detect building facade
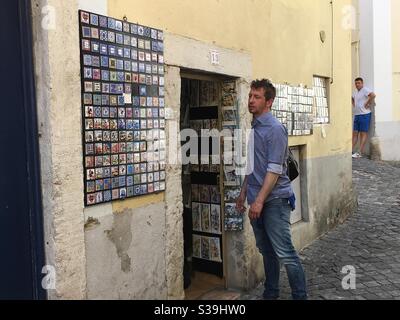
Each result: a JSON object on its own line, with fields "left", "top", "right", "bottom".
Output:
{"left": 353, "top": 0, "right": 400, "bottom": 161}
{"left": 28, "top": 0, "right": 356, "bottom": 299}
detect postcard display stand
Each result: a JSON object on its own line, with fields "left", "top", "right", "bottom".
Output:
{"left": 221, "top": 82, "right": 244, "bottom": 232}
{"left": 79, "top": 11, "right": 166, "bottom": 206}
{"left": 188, "top": 79, "right": 244, "bottom": 278}
{"left": 189, "top": 80, "right": 223, "bottom": 277}
{"left": 271, "top": 83, "right": 314, "bottom": 136}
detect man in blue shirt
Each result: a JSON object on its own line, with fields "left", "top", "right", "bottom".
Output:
{"left": 236, "top": 79, "right": 307, "bottom": 300}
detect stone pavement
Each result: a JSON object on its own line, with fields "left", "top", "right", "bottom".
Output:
{"left": 241, "top": 158, "right": 400, "bottom": 300}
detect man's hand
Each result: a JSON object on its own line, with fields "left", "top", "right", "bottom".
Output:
{"left": 365, "top": 92, "right": 376, "bottom": 109}
{"left": 249, "top": 200, "right": 264, "bottom": 220}
{"left": 236, "top": 193, "right": 247, "bottom": 214}
{"left": 248, "top": 172, "right": 279, "bottom": 220}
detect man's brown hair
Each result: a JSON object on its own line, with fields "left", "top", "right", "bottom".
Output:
{"left": 251, "top": 79, "right": 276, "bottom": 101}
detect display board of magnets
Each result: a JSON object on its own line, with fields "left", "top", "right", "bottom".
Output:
{"left": 79, "top": 10, "right": 166, "bottom": 206}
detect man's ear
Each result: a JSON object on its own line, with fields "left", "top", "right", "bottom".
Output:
{"left": 266, "top": 98, "right": 274, "bottom": 109}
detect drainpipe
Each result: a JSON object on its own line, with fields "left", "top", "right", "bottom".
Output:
{"left": 330, "top": 0, "right": 334, "bottom": 84}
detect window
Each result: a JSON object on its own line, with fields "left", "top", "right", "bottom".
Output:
{"left": 313, "top": 76, "right": 329, "bottom": 124}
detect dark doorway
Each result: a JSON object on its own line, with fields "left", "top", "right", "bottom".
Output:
{"left": 180, "top": 73, "right": 226, "bottom": 299}
{"left": 0, "top": 0, "right": 46, "bottom": 299}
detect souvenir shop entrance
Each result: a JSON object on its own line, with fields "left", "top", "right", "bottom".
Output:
{"left": 180, "top": 72, "right": 230, "bottom": 299}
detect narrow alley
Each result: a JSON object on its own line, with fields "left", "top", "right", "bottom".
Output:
{"left": 242, "top": 158, "right": 400, "bottom": 300}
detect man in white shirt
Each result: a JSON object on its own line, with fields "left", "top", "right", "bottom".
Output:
{"left": 352, "top": 78, "right": 376, "bottom": 158}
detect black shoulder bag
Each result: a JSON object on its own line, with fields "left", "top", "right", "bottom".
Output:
{"left": 287, "top": 147, "right": 299, "bottom": 181}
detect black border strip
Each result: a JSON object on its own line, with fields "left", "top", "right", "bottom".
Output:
{"left": 18, "top": 0, "right": 47, "bottom": 300}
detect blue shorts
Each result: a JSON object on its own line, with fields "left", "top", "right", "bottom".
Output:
{"left": 354, "top": 113, "right": 371, "bottom": 133}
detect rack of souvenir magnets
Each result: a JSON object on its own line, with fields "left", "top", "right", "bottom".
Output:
{"left": 221, "top": 81, "right": 244, "bottom": 232}
{"left": 272, "top": 83, "right": 314, "bottom": 136}
{"left": 189, "top": 80, "right": 223, "bottom": 276}
{"left": 313, "top": 77, "right": 329, "bottom": 124}
{"left": 79, "top": 10, "right": 166, "bottom": 206}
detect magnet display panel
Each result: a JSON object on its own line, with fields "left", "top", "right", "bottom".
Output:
{"left": 79, "top": 10, "right": 166, "bottom": 206}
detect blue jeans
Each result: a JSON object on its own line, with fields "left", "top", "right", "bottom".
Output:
{"left": 250, "top": 198, "right": 307, "bottom": 300}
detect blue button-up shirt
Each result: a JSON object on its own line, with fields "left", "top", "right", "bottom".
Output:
{"left": 246, "top": 112, "right": 293, "bottom": 205}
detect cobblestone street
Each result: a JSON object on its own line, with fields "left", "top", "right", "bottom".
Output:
{"left": 242, "top": 158, "right": 400, "bottom": 300}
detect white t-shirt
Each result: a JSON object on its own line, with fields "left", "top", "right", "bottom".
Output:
{"left": 352, "top": 87, "right": 373, "bottom": 115}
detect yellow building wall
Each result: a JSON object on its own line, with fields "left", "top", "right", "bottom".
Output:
{"left": 108, "top": 0, "right": 352, "bottom": 159}
{"left": 351, "top": 0, "right": 360, "bottom": 82}
{"left": 392, "top": 0, "right": 400, "bottom": 121}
